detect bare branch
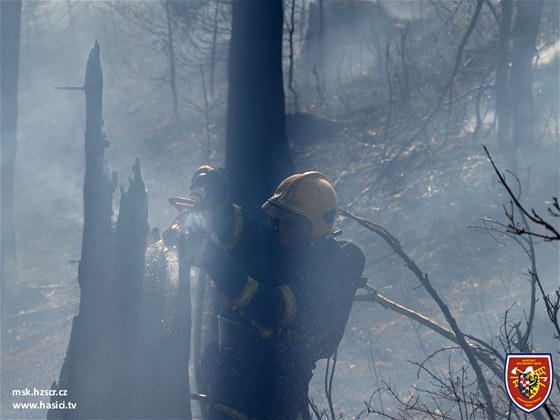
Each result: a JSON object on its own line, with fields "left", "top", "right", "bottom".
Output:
{"left": 483, "top": 145, "right": 560, "bottom": 241}
{"left": 324, "top": 351, "right": 336, "bottom": 420}
{"left": 381, "top": 0, "right": 485, "bottom": 174}
{"left": 355, "top": 283, "right": 502, "bottom": 377}
{"left": 339, "top": 208, "right": 496, "bottom": 419}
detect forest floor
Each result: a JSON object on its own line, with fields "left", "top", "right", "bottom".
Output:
{"left": 3, "top": 102, "right": 559, "bottom": 418}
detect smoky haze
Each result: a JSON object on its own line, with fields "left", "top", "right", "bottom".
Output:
{"left": 1, "top": 1, "right": 559, "bottom": 419}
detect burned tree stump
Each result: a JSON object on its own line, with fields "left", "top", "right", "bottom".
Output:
{"left": 49, "top": 42, "right": 191, "bottom": 419}
{"left": 48, "top": 41, "right": 117, "bottom": 420}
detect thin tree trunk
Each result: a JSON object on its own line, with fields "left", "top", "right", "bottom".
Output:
{"left": 288, "top": 0, "right": 299, "bottom": 111}
{"left": 1, "top": 0, "right": 22, "bottom": 317}
{"left": 511, "top": 0, "right": 544, "bottom": 159}
{"left": 165, "top": 0, "right": 179, "bottom": 121}
{"left": 318, "top": 0, "right": 324, "bottom": 71}
{"left": 210, "top": 0, "right": 220, "bottom": 99}
{"left": 496, "top": 0, "right": 513, "bottom": 150}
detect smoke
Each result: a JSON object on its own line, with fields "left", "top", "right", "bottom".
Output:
{"left": 3, "top": 1, "right": 559, "bottom": 418}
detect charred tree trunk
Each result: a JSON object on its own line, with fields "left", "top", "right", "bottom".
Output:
{"left": 48, "top": 41, "right": 117, "bottom": 420}
{"left": 1, "top": 0, "right": 22, "bottom": 317}
{"left": 48, "top": 42, "right": 190, "bottom": 419}
{"left": 225, "top": 0, "right": 294, "bottom": 210}
{"left": 108, "top": 159, "right": 149, "bottom": 416}
{"left": 199, "top": 5, "right": 295, "bottom": 417}
{"left": 123, "top": 167, "right": 191, "bottom": 420}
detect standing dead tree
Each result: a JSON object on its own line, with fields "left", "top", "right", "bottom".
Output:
{"left": 49, "top": 42, "right": 191, "bottom": 419}
{"left": 48, "top": 41, "right": 118, "bottom": 420}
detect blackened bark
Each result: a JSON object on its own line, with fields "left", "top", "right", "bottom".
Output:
{"left": 226, "top": 0, "right": 294, "bottom": 210}
{"left": 80, "top": 41, "right": 116, "bottom": 320}
{"left": 1, "top": 0, "right": 22, "bottom": 317}
{"left": 51, "top": 42, "right": 190, "bottom": 419}
{"left": 49, "top": 41, "right": 117, "bottom": 420}
{"left": 113, "top": 159, "right": 148, "bottom": 342}
{"left": 49, "top": 42, "right": 160, "bottom": 419}
{"left": 108, "top": 158, "right": 149, "bottom": 415}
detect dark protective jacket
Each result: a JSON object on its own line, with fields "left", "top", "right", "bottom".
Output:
{"left": 201, "top": 207, "right": 365, "bottom": 419}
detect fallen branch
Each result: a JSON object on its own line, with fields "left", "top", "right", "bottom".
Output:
{"left": 355, "top": 283, "right": 502, "bottom": 377}
{"left": 339, "top": 207, "right": 496, "bottom": 419}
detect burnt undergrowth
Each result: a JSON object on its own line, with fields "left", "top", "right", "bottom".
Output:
{"left": 3, "top": 1, "right": 559, "bottom": 419}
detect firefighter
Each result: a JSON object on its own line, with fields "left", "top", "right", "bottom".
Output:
{"left": 185, "top": 166, "right": 365, "bottom": 420}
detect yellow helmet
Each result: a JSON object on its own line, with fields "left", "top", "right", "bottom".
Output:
{"left": 262, "top": 172, "right": 337, "bottom": 238}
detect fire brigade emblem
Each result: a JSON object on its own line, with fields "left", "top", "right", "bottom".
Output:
{"left": 505, "top": 353, "right": 553, "bottom": 413}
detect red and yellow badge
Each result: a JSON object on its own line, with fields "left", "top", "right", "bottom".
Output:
{"left": 505, "top": 353, "right": 553, "bottom": 413}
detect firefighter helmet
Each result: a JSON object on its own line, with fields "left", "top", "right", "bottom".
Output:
{"left": 262, "top": 172, "right": 337, "bottom": 238}
{"left": 189, "top": 165, "right": 229, "bottom": 211}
